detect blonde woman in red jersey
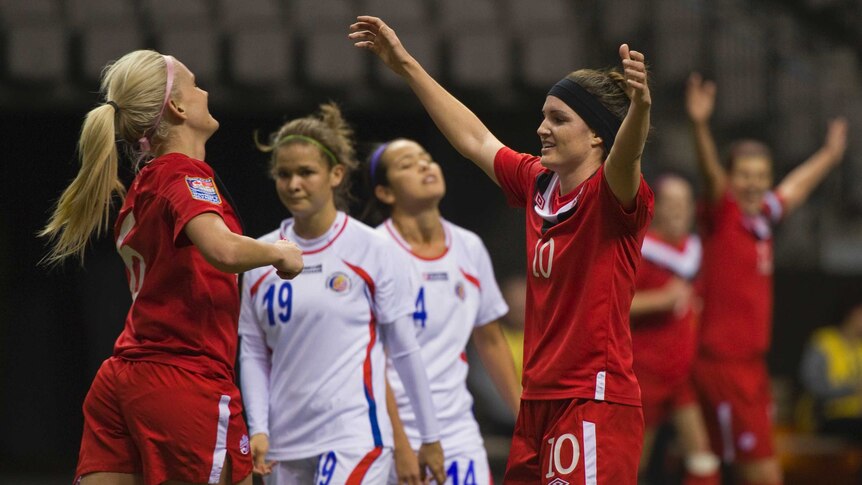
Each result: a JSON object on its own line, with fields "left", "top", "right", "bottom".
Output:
{"left": 40, "top": 50, "right": 303, "bottom": 485}
{"left": 350, "top": 16, "right": 654, "bottom": 485}
{"left": 686, "top": 73, "right": 848, "bottom": 485}
{"left": 630, "top": 174, "right": 719, "bottom": 485}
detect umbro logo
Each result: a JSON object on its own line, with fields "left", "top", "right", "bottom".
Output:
{"left": 535, "top": 191, "right": 546, "bottom": 210}
{"left": 548, "top": 479, "right": 569, "bottom": 485}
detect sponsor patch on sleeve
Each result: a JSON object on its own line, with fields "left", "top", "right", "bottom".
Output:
{"left": 185, "top": 176, "right": 222, "bottom": 205}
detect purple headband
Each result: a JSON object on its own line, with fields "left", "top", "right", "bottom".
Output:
{"left": 369, "top": 142, "right": 390, "bottom": 184}
{"left": 139, "top": 55, "right": 175, "bottom": 155}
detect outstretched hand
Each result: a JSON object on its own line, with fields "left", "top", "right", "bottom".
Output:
{"left": 349, "top": 16, "right": 413, "bottom": 77}
{"left": 620, "top": 44, "right": 651, "bottom": 107}
{"left": 686, "top": 72, "right": 716, "bottom": 124}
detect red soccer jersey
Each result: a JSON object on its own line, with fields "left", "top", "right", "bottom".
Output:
{"left": 631, "top": 232, "right": 701, "bottom": 385}
{"left": 494, "top": 146, "right": 654, "bottom": 405}
{"left": 698, "top": 190, "right": 784, "bottom": 360}
{"left": 112, "top": 153, "right": 243, "bottom": 380}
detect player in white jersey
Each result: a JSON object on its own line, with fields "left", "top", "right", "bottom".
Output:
{"left": 238, "top": 105, "right": 446, "bottom": 484}
{"left": 365, "top": 138, "right": 522, "bottom": 485}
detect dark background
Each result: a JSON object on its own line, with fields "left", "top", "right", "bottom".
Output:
{"left": 2, "top": 0, "right": 862, "bottom": 480}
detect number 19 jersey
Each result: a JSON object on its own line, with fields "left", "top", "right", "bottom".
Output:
{"left": 238, "top": 212, "right": 415, "bottom": 460}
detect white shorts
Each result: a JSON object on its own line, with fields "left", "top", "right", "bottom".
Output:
{"left": 387, "top": 446, "right": 491, "bottom": 485}
{"left": 266, "top": 446, "right": 393, "bottom": 485}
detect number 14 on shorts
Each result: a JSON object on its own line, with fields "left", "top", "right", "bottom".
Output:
{"left": 447, "top": 459, "right": 477, "bottom": 485}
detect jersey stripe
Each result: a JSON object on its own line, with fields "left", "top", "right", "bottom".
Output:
{"left": 345, "top": 446, "right": 384, "bottom": 484}
{"left": 460, "top": 269, "right": 481, "bottom": 289}
{"left": 344, "top": 261, "right": 377, "bottom": 301}
{"left": 248, "top": 268, "right": 276, "bottom": 298}
{"left": 343, "top": 261, "right": 383, "bottom": 447}
{"left": 362, "top": 317, "right": 383, "bottom": 447}
{"left": 207, "top": 394, "right": 231, "bottom": 483}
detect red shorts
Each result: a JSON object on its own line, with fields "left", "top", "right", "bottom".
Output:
{"left": 75, "top": 357, "right": 253, "bottom": 485}
{"left": 638, "top": 370, "right": 697, "bottom": 428}
{"left": 692, "top": 357, "right": 775, "bottom": 463}
{"left": 504, "top": 399, "right": 643, "bottom": 485}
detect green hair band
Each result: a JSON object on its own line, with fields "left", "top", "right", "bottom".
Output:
{"left": 277, "top": 134, "right": 339, "bottom": 165}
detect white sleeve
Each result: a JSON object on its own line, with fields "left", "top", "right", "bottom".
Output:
{"left": 471, "top": 237, "right": 509, "bottom": 327}
{"left": 380, "top": 314, "right": 441, "bottom": 442}
{"left": 238, "top": 271, "right": 272, "bottom": 437}
{"left": 372, "top": 241, "right": 416, "bottom": 325}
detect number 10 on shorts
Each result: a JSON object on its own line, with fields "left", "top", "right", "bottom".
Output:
{"left": 545, "top": 421, "right": 597, "bottom": 484}
{"left": 546, "top": 433, "right": 579, "bottom": 479}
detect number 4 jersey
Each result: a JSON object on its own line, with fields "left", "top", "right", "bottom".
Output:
{"left": 238, "top": 212, "right": 415, "bottom": 460}
{"left": 112, "top": 153, "right": 243, "bottom": 381}
{"left": 379, "top": 218, "right": 509, "bottom": 455}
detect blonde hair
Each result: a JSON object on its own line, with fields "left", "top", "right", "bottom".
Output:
{"left": 256, "top": 102, "right": 358, "bottom": 209}
{"left": 40, "top": 50, "right": 177, "bottom": 265}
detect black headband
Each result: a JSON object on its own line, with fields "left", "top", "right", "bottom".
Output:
{"left": 547, "top": 78, "right": 621, "bottom": 154}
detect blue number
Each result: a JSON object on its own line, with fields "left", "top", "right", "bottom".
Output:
{"left": 413, "top": 287, "right": 428, "bottom": 328}
{"left": 318, "top": 451, "right": 336, "bottom": 485}
{"left": 446, "top": 460, "right": 458, "bottom": 484}
{"left": 464, "top": 460, "right": 477, "bottom": 485}
{"left": 263, "top": 282, "right": 292, "bottom": 326}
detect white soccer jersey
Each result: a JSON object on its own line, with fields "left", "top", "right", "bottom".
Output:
{"left": 379, "top": 219, "right": 509, "bottom": 455}
{"left": 239, "top": 212, "right": 415, "bottom": 460}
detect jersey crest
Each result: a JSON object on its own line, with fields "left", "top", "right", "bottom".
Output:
{"left": 326, "top": 272, "right": 351, "bottom": 293}
{"left": 185, "top": 176, "right": 222, "bottom": 205}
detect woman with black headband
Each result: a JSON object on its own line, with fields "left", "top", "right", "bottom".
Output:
{"left": 351, "top": 16, "right": 654, "bottom": 484}
{"left": 363, "top": 138, "right": 521, "bottom": 485}
{"left": 41, "top": 50, "right": 304, "bottom": 485}
{"left": 238, "top": 104, "right": 445, "bottom": 484}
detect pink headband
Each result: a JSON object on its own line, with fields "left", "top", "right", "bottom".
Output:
{"left": 139, "top": 55, "right": 175, "bottom": 155}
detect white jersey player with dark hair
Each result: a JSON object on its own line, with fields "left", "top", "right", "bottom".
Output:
{"left": 365, "top": 138, "right": 522, "bottom": 485}
{"left": 239, "top": 105, "right": 446, "bottom": 485}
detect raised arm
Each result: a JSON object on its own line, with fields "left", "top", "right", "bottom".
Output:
{"left": 685, "top": 73, "right": 726, "bottom": 203}
{"left": 185, "top": 213, "right": 303, "bottom": 278}
{"left": 776, "top": 118, "right": 848, "bottom": 215}
{"left": 350, "top": 16, "right": 503, "bottom": 183}
{"left": 604, "top": 44, "right": 652, "bottom": 207}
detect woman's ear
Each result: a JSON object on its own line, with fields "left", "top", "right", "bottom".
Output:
{"left": 374, "top": 184, "right": 396, "bottom": 205}
{"left": 590, "top": 130, "right": 604, "bottom": 149}
{"left": 329, "top": 164, "right": 345, "bottom": 187}
{"left": 166, "top": 99, "right": 187, "bottom": 121}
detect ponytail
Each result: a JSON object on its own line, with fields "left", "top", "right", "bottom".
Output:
{"left": 40, "top": 49, "right": 173, "bottom": 265}
{"left": 40, "top": 104, "right": 125, "bottom": 265}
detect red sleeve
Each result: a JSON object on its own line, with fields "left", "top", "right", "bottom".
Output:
{"left": 157, "top": 156, "right": 228, "bottom": 244}
{"left": 493, "top": 146, "right": 544, "bottom": 208}
{"left": 598, "top": 167, "right": 654, "bottom": 234}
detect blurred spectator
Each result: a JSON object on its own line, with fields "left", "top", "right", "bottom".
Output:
{"left": 799, "top": 299, "right": 862, "bottom": 444}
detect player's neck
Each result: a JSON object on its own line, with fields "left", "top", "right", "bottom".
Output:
{"left": 556, "top": 159, "right": 601, "bottom": 196}
{"left": 293, "top": 205, "right": 338, "bottom": 240}
{"left": 158, "top": 129, "right": 207, "bottom": 161}
{"left": 391, "top": 208, "right": 446, "bottom": 254}
{"left": 653, "top": 226, "right": 686, "bottom": 246}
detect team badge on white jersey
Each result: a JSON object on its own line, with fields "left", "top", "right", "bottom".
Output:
{"left": 327, "top": 272, "right": 351, "bottom": 293}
